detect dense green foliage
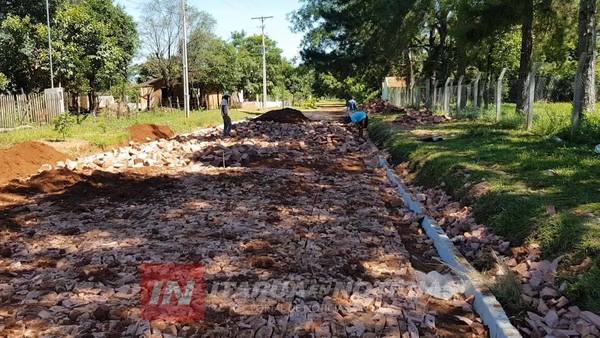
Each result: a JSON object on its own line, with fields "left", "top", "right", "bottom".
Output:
{"left": 0, "top": 0, "right": 137, "bottom": 105}
{"left": 292, "top": 0, "right": 583, "bottom": 104}
{"left": 0, "top": 0, "right": 63, "bottom": 23}
{"left": 0, "top": 14, "right": 50, "bottom": 92}
{"left": 188, "top": 28, "right": 239, "bottom": 92}
{"left": 54, "top": 0, "right": 137, "bottom": 107}
{"left": 0, "top": 72, "right": 8, "bottom": 91}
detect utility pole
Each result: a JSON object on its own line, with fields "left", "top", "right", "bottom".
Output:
{"left": 181, "top": 0, "right": 191, "bottom": 117}
{"left": 252, "top": 16, "right": 273, "bottom": 110}
{"left": 46, "top": 0, "right": 54, "bottom": 88}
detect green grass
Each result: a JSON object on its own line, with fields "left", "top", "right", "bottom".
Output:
{"left": 446, "top": 102, "right": 573, "bottom": 134}
{"left": 317, "top": 99, "right": 345, "bottom": 106}
{"left": 369, "top": 103, "right": 600, "bottom": 311}
{"left": 0, "top": 109, "right": 252, "bottom": 149}
{"left": 490, "top": 271, "right": 528, "bottom": 318}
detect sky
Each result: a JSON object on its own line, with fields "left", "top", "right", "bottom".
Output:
{"left": 114, "top": 0, "right": 305, "bottom": 61}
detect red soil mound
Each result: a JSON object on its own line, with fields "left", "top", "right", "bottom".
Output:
{"left": 128, "top": 124, "right": 174, "bottom": 143}
{"left": 254, "top": 108, "right": 310, "bottom": 123}
{"left": 4, "top": 168, "right": 83, "bottom": 194}
{"left": 0, "top": 168, "right": 170, "bottom": 210}
{"left": 0, "top": 141, "right": 67, "bottom": 186}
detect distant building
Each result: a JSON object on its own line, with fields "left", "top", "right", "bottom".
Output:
{"left": 382, "top": 76, "right": 407, "bottom": 102}
{"left": 138, "top": 78, "right": 243, "bottom": 110}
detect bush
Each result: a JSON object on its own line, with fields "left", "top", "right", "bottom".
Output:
{"left": 490, "top": 271, "right": 529, "bottom": 316}
{"left": 566, "top": 265, "right": 600, "bottom": 312}
{"left": 0, "top": 72, "right": 8, "bottom": 92}
{"left": 301, "top": 97, "right": 317, "bottom": 109}
{"left": 53, "top": 112, "right": 77, "bottom": 140}
{"left": 532, "top": 102, "right": 572, "bottom": 136}
{"left": 558, "top": 113, "right": 600, "bottom": 145}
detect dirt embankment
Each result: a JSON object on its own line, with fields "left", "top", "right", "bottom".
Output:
{"left": 0, "top": 124, "right": 173, "bottom": 190}
{"left": 0, "top": 142, "right": 67, "bottom": 186}
{"left": 128, "top": 124, "right": 174, "bottom": 143}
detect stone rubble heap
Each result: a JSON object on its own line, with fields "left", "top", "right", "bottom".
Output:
{"left": 391, "top": 111, "right": 450, "bottom": 130}
{"left": 363, "top": 99, "right": 403, "bottom": 115}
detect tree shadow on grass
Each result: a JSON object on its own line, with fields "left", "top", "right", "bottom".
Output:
{"left": 372, "top": 119, "right": 600, "bottom": 295}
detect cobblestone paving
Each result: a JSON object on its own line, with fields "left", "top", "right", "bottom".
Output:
{"left": 0, "top": 120, "right": 486, "bottom": 337}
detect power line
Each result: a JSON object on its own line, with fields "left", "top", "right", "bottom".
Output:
{"left": 251, "top": 16, "right": 273, "bottom": 109}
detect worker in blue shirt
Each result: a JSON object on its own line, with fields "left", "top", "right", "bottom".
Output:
{"left": 349, "top": 110, "right": 369, "bottom": 139}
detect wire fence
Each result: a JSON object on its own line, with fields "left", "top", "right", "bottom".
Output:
{"left": 382, "top": 67, "right": 581, "bottom": 131}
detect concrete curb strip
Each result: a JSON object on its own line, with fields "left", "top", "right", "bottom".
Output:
{"left": 378, "top": 156, "right": 522, "bottom": 338}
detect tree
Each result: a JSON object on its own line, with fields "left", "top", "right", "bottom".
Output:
{"left": 189, "top": 35, "right": 240, "bottom": 93}
{"left": 186, "top": 15, "right": 239, "bottom": 93}
{"left": 293, "top": 0, "right": 577, "bottom": 109}
{"left": 138, "top": 0, "right": 214, "bottom": 100}
{"left": 572, "top": 0, "right": 597, "bottom": 134}
{"left": 231, "top": 31, "right": 291, "bottom": 100}
{"left": 292, "top": 0, "right": 424, "bottom": 91}
{"left": 54, "top": 0, "right": 137, "bottom": 114}
{"left": 0, "top": 14, "right": 50, "bottom": 92}
{"left": 284, "top": 65, "right": 315, "bottom": 105}
{"left": 516, "top": 0, "right": 535, "bottom": 114}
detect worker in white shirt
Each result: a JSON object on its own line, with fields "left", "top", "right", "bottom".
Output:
{"left": 221, "top": 92, "right": 232, "bottom": 137}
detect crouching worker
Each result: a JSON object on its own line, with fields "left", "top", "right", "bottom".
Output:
{"left": 221, "top": 93, "right": 232, "bottom": 137}
{"left": 349, "top": 111, "right": 369, "bottom": 139}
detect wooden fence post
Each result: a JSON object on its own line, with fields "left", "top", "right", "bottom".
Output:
{"left": 496, "top": 68, "right": 507, "bottom": 122}
{"left": 526, "top": 67, "right": 536, "bottom": 131}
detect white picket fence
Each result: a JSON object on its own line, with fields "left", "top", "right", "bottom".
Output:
{"left": 0, "top": 93, "right": 64, "bottom": 129}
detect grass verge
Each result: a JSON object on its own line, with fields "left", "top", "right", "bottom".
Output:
{"left": 369, "top": 109, "right": 600, "bottom": 311}
{"left": 0, "top": 109, "right": 252, "bottom": 150}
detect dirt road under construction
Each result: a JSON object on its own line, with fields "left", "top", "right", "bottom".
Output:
{"left": 0, "top": 110, "right": 486, "bottom": 337}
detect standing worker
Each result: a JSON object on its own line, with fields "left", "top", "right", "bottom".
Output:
{"left": 221, "top": 92, "right": 232, "bottom": 137}
{"left": 348, "top": 110, "right": 369, "bottom": 140}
